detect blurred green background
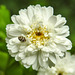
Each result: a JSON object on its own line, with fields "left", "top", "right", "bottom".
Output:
{"left": 0, "top": 0, "right": 75, "bottom": 75}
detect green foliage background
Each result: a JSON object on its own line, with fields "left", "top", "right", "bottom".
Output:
{"left": 0, "top": 0, "right": 75, "bottom": 75}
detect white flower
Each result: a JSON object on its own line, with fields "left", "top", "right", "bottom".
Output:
{"left": 6, "top": 4, "right": 72, "bottom": 70}
{"left": 37, "top": 52, "right": 75, "bottom": 75}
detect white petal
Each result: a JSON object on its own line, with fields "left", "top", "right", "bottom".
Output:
{"left": 56, "top": 14, "right": 62, "bottom": 21}
{"left": 54, "top": 36, "right": 72, "bottom": 50}
{"left": 6, "top": 24, "right": 25, "bottom": 37}
{"left": 55, "top": 16, "right": 67, "bottom": 27}
{"left": 11, "top": 15, "right": 24, "bottom": 24}
{"left": 55, "top": 26, "right": 69, "bottom": 34}
{"left": 8, "top": 37, "right": 20, "bottom": 44}
{"left": 56, "top": 44, "right": 66, "bottom": 52}
{"left": 33, "top": 4, "right": 43, "bottom": 21}
{"left": 55, "top": 26, "right": 69, "bottom": 37}
{"left": 25, "top": 44, "right": 37, "bottom": 53}
{"left": 26, "top": 55, "right": 37, "bottom": 65}
{"left": 18, "top": 52, "right": 25, "bottom": 59}
{"left": 48, "top": 16, "right": 57, "bottom": 26}
{"left": 42, "top": 6, "right": 53, "bottom": 21}
{"left": 27, "top": 5, "right": 34, "bottom": 21}
{"left": 24, "top": 64, "right": 30, "bottom": 68}
{"left": 46, "top": 6, "right": 53, "bottom": 19}
{"left": 38, "top": 52, "right": 43, "bottom": 67}
{"left": 22, "top": 55, "right": 36, "bottom": 66}
{"left": 42, "top": 46, "right": 51, "bottom": 52}
{"left": 32, "top": 57, "right": 39, "bottom": 70}
{"left": 7, "top": 38, "right": 20, "bottom": 53}
{"left": 42, "top": 6, "right": 47, "bottom": 21}
{"left": 9, "top": 45, "right": 18, "bottom": 53}
{"left": 11, "top": 15, "right": 18, "bottom": 24}
{"left": 61, "top": 31, "right": 69, "bottom": 37}
{"left": 41, "top": 52, "right": 49, "bottom": 62}
{"left": 38, "top": 51, "right": 48, "bottom": 68}
{"left": 8, "top": 50, "right": 16, "bottom": 57}
{"left": 49, "top": 53, "right": 56, "bottom": 64}
{"left": 19, "top": 9, "right": 30, "bottom": 25}
{"left": 15, "top": 54, "right": 21, "bottom": 61}
{"left": 22, "top": 25, "right": 32, "bottom": 33}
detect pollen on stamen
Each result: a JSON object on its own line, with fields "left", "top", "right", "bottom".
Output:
{"left": 27, "top": 25, "right": 50, "bottom": 46}
{"left": 35, "top": 32, "right": 42, "bottom": 36}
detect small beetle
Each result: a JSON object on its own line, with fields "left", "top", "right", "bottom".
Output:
{"left": 18, "top": 36, "right": 26, "bottom": 42}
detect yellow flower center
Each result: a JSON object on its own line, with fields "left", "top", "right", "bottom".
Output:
{"left": 58, "top": 72, "right": 63, "bottom": 75}
{"left": 56, "top": 69, "right": 68, "bottom": 75}
{"left": 27, "top": 23, "right": 50, "bottom": 46}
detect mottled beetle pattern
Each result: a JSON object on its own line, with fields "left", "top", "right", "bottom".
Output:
{"left": 18, "top": 36, "right": 26, "bottom": 42}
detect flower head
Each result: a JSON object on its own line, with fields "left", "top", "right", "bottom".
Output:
{"left": 38, "top": 52, "right": 75, "bottom": 75}
{"left": 6, "top": 4, "right": 72, "bottom": 70}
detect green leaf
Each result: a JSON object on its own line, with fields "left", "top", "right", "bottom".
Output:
{"left": 0, "top": 5, "right": 11, "bottom": 52}
{"left": 0, "top": 51, "right": 8, "bottom": 70}
{"left": 0, "top": 5, "right": 10, "bottom": 22}
{"left": 0, "top": 70, "right": 5, "bottom": 75}
{"left": 6, "top": 62, "right": 23, "bottom": 75}
{"left": 71, "top": 46, "right": 75, "bottom": 54}
{"left": 23, "top": 66, "right": 37, "bottom": 75}
{"left": 0, "top": 31, "right": 6, "bottom": 40}
{"left": 0, "top": 5, "right": 11, "bottom": 31}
